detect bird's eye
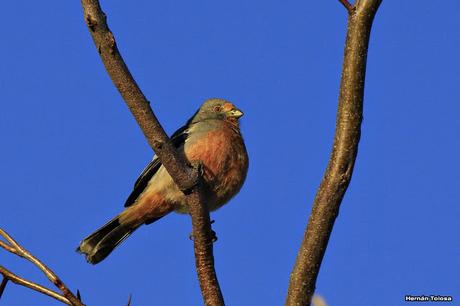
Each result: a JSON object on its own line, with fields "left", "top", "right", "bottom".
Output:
{"left": 213, "top": 106, "right": 222, "bottom": 112}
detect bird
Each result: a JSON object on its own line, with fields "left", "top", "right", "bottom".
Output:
{"left": 77, "top": 98, "right": 249, "bottom": 264}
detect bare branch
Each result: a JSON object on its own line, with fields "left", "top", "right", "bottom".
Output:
{"left": 0, "top": 276, "right": 8, "bottom": 299}
{"left": 80, "top": 1, "right": 224, "bottom": 304}
{"left": 338, "top": 0, "right": 354, "bottom": 13}
{"left": 79, "top": 0, "right": 196, "bottom": 191}
{"left": 285, "top": 0, "right": 382, "bottom": 305}
{"left": 0, "top": 240, "right": 16, "bottom": 254}
{"left": 0, "top": 229, "right": 21, "bottom": 250}
{"left": 0, "top": 228, "right": 84, "bottom": 306}
{"left": 0, "top": 266, "right": 71, "bottom": 305}
{"left": 188, "top": 191, "right": 224, "bottom": 304}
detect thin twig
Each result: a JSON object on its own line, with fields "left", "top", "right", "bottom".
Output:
{"left": 0, "top": 266, "right": 71, "bottom": 305}
{"left": 0, "top": 240, "right": 16, "bottom": 254}
{"left": 338, "top": 0, "right": 354, "bottom": 13}
{"left": 285, "top": 0, "right": 382, "bottom": 305}
{"left": 80, "top": 1, "right": 224, "bottom": 305}
{"left": 0, "top": 229, "right": 84, "bottom": 306}
{"left": 0, "top": 276, "right": 8, "bottom": 299}
{"left": 0, "top": 229, "right": 20, "bottom": 250}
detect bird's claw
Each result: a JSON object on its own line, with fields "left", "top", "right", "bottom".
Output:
{"left": 190, "top": 160, "right": 204, "bottom": 177}
{"left": 188, "top": 222, "right": 218, "bottom": 243}
{"left": 211, "top": 230, "right": 218, "bottom": 243}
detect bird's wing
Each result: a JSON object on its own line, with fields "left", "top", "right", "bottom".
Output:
{"left": 124, "top": 125, "right": 190, "bottom": 207}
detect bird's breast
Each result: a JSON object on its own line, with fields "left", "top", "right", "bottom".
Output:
{"left": 184, "top": 125, "right": 248, "bottom": 210}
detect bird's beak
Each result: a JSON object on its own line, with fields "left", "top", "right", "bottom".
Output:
{"left": 229, "top": 108, "right": 244, "bottom": 119}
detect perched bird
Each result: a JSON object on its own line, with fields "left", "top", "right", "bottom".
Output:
{"left": 77, "top": 98, "right": 249, "bottom": 264}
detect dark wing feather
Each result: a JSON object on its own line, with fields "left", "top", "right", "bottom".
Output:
{"left": 124, "top": 158, "right": 161, "bottom": 207}
{"left": 124, "top": 124, "right": 190, "bottom": 207}
{"left": 169, "top": 124, "right": 190, "bottom": 147}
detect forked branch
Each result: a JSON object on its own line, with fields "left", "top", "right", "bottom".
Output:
{"left": 338, "top": 0, "right": 354, "bottom": 13}
{"left": 285, "top": 0, "right": 382, "bottom": 305}
{"left": 80, "top": 1, "right": 224, "bottom": 305}
{"left": 0, "top": 228, "right": 83, "bottom": 306}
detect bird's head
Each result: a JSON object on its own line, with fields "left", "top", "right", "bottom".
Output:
{"left": 190, "top": 98, "right": 244, "bottom": 124}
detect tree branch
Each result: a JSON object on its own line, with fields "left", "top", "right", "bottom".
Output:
{"left": 0, "top": 228, "right": 83, "bottom": 306}
{"left": 0, "top": 266, "right": 71, "bottom": 305}
{"left": 0, "top": 276, "right": 8, "bottom": 299}
{"left": 338, "top": 0, "right": 354, "bottom": 14}
{"left": 285, "top": 0, "right": 382, "bottom": 305}
{"left": 80, "top": 1, "right": 224, "bottom": 305}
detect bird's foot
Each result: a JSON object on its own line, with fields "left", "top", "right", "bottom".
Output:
{"left": 189, "top": 220, "right": 218, "bottom": 242}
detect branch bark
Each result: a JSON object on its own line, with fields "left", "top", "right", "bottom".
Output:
{"left": 0, "top": 228, "right": 83, "bottom": 306}
{"left": 80, "top": 1, "right": 224, "bottom": 305}
{"left": 285, "top": 1, "right": 382, "bottom": 305}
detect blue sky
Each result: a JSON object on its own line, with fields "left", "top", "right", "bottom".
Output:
{"left": 1, "top": 1, "right": 459, "bottom": 305}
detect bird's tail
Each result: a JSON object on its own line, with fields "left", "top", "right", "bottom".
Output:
{"left": 78, "top": 196, "right": 173, "bottom": 264}
{"left": 77, "top": 215, "right": 140, "bottom": 264}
